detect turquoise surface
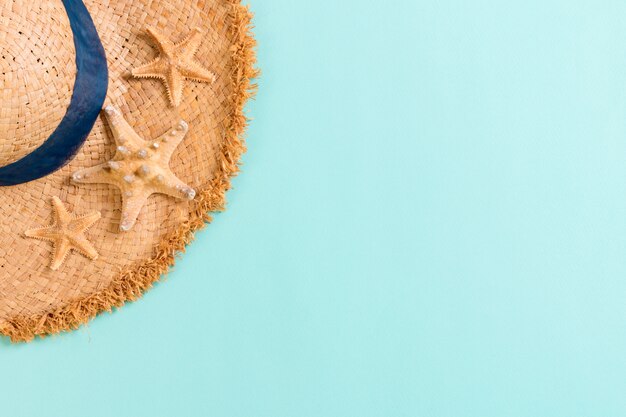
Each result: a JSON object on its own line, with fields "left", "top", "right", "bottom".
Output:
{"left": 2, "top": 0, "right": 626, "bottom": 416}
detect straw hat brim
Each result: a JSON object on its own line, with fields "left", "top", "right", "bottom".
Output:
{"left": 0, "top": 0, "right": 258, "bottom": 342}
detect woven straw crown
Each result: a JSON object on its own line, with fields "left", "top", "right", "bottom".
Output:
{"left": 0, "top": 0, "right": 257, "bottom": 342}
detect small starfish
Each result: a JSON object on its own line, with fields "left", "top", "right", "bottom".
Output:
{"left": 24, "top": 197, "right": 101, "bottom": 271}
{"left": 72, "top": 106, "right": 196, "bottom": 232}
{"left": 132, "top": 26, "right": 216, "bottom": 107}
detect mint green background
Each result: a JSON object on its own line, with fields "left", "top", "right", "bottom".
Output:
{"left": 2, "top": 0, "right": 626, "bottom": 415}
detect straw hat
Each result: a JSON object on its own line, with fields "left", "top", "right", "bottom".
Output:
{"left": 0, "top": 0, "right": 257, "bottom": 342}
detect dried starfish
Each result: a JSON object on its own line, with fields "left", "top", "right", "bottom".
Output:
{"left": 132, "top": 26, "right": 216, "bottom": 107}
{"left": 24, "top": 197, "right": 101, "bottom": 271}
{"left": 72, "top": 106, "right": 196, "bottom": 232}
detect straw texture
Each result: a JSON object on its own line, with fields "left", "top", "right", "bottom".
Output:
{"left": 0, "top": 0, "right": 258, "bottom": 342}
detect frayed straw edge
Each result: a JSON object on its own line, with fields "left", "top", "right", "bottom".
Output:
{"left": 0, "top": 0, "right": 259, "bottom": 343}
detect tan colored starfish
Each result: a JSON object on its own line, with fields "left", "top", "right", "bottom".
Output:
{"left": 72, "top": 106, "right": 196, "bottom": 232}
{"left": 24, "top": 197, "right": 101, "bottom": 271}
{"left": 132, "top": 26, "right": 216, "bottom": 107}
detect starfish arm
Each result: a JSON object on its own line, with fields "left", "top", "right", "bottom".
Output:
{"left": 180, "top": 60, "right": 216, "bottom": 84}
{"left": 132, "top": 58, "right": 168, "bottom": 79}
{"left": 146, "top": 26, "right": 175, "bottom": 54}
{"left": 103, "top": 106, "right": 146, "bottom": 148}
{"left": 72, "top": 164, "right": 119, "bottom": 187}
{"left": 166, "top": 68, "right": 186, "bottom": 107}
{"left": 155, "top": 172, "right": 196, "bottom": 201}
{"left": 51, "top": 196, "right": 72, "bottom": 224}
{"left": 24, "top": 226, "right": 56, "bottom": 242}
{"left": 178, "top": 27, "right": 204, "bottom": 60}
{"left": 72, "top": 211, "right": 102, "bottom": 234}
{"left": 69, "top": 236, "right": 99, "bottom": 261}
{"left": 50, "top": 238, "right": 71, "bottom": 271}
{"left": 155, "top": 120, "right": 189, "bottom": 162}
{"left": 119, "top": 191, "right": 150, "bottom": 232}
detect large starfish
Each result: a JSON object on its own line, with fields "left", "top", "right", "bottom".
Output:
{"left": 24, "top": 197, "right": 101, "bottom": 271}
{"left": 72, "top": 106, "right": 196, "bottom": 232}
{"left": 132, "top": 26, "right": 216, "bottom": 107}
